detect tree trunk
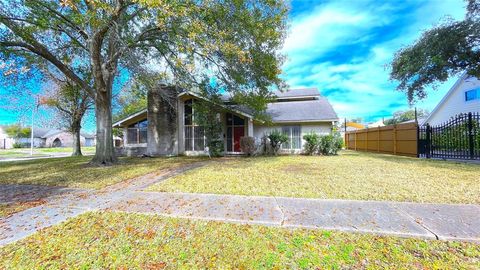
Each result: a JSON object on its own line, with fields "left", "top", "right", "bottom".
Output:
{"left": 90, "top": 89, "right": 117, "bottom": 165}
{"left": 71, "top": 122, "right": 82, "bottom": 156}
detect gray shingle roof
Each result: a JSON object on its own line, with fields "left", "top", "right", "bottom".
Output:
{"left": 266, "top": 97, "right": 338, "bottom": 122}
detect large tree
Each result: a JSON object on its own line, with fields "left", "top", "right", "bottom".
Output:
{"left": 0, "top": 0, "right": 288, "bottom": 165}
{"left": 390, "top": 0, "right": 480, "bottom": 103}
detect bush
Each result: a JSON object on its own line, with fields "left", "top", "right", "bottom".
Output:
{"left": 318, "top": 133, "right": 343, "bottom": 155}
{"left": 303, "top": 132, "right": 320, "bottom": 155}
{"left": 267, "top": 130, "right": 289, "bottom": 155}
{"left": 240, "top": 136, "right": 256, "bottom": 156}
{"left": 207, "top": 139, "right": 224, "bottom": 157}
{"left": 12, "top": 142, "right": 23, "bottom": 148}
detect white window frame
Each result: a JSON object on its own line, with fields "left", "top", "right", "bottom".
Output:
{"left": 184, "top": 99, "right": 206, "bottom": 151}
{"left": 281, "top": 126, "right": 302, "bottom": 150}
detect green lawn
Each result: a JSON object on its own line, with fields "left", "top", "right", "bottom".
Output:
{"left": 0, "top": 212, "right": 478, "bottom": 269}
{"left": 0, "top": 155, "right": 205, "bottom": 190}
{"left": 149, "top": 151, "right": 480, "bottom": 204}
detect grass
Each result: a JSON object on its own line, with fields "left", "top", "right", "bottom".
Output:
{"left": 0, "top": 212, "right": 478, "bottom": 269}
{"left": 149, "top": 151, "right": 480, "bottom": 204}
{"left": 0, "top": 156, "right": 205, "bottom": 190}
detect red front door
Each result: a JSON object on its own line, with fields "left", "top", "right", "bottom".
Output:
{"left": 233, "top": 127, "right": 244, "bottom": 152}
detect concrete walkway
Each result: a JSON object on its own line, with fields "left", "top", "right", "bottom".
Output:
{"left": 1, "top": 161, "right": 480, "bottom": 246}
{"left": 108, "top": 192, "right": 480, "bottom": 242}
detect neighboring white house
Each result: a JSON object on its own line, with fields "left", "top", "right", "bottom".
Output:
{"left": 424, "top": 74, "right": 480, "bottom": 125}
{"left": 0, "top": 126, "right": 15, "bottom": 149}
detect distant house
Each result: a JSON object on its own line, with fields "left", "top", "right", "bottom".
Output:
{"left": 424, "top": 74, "right": 480, "bottom": 125}
{"left": 113, "top": 88, "right": 339, "bottom": 156}
{"left": 366, "top": 119, "right": 385, "bottom": 128}
{"left": 0, "top": 126, "right": 14, "bottom": 149}
{"left": 0, "top": 127, "right": 95, "bottom": 149}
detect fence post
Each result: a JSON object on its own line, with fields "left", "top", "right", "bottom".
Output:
{"left": 354, "top": 131, "right": 357, "bottom": 151}
{"left": 365, "top": 128, "right": 368, "bottom": 151}
{"left": 393, "top": 125, "right": 397, "bottom": 155}
{"left": 426, "top": 124, "right": 431, "bottom": 159}
{"left": 377, "top": 128, "right": 380, "bottom": 152}
{"left": 468, "top": 112, "right": 474, "bottom": 159}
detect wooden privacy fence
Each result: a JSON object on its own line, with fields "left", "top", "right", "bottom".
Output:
{"left": 345, "top": 122, "right": 418, "bottom": 157}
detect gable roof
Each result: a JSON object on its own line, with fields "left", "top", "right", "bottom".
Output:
{"left": 423, "top": 73, "right": 467, "bottom": 124}
{"left": 115, "top": 88, "right": 338, "bottom": 126}
{"left": 266, "top": 97, "right": 338, "bottom": 123}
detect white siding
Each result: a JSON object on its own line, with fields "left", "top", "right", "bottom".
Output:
{"left": 426, "top": 76, "right": 480, "bottom": 125}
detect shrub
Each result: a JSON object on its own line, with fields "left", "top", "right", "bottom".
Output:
{"left": 208, "top": 139, "right": 224, "bottom": 157}
{"left": 240, "top": 136, "right": 256, "bottom": 156}
{"left": 303, "top": 132, "right": 320, "bottom": 155}
{"left": 267, "top": 130, "right": 289, "bottom": 155}
{"left": 12, "top": 142, "right": 23, "bottom": 148}
{"left": 318, "top": 133, "right": 343, "bottom": 155}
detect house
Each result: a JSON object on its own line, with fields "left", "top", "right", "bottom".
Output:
{"left": 0, "top": 127, "right": 95, "bottom": 149}
{"left": 0, "top": 126, "right": 14, "bottom": 149}
{"left": 366, "top": 119, "right": 385, "bottom": 128}
{"left": 423, "top": 74, "right": 480, "bottom": 125}
{"left": 113, "top": 88, "right": 339, "bottom": 156}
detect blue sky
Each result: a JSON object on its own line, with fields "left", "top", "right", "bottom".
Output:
{"left": 283, "top": 0, "right": 466, "bottom": 122}
{"left": 0, "top": 0, "right": 467, "bottom": 131}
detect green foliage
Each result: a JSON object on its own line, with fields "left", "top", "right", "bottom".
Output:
{"left": 5, "top": 125, "right": 30, "bottom": 138}
{"left": 207, "top": 139, "right": 224, "bottom": 158}
{"left": 240, "top": 136, "right": 257, "bottom": 156}
{"left": 384, "top": 109, "right": 429, "bottom": 125}
{"left": 302, "top": 132, "right": 321, "bottom": 155}
{"left": 318, "top": 133, "right": 343, "bottom": 156}
{"left": 267, "top": 130, "right": 288, "bottom": 155}
{"left": 390, "top": 2, "right": 480, "bottom": 102}
{"left": 431, "top": 120, "right": 480, "bottom": 150}
{"left": 12, "top": 142, "right": 23, "bottom": 148}
{"left": 0, "top": 0, "right": 289, "bottom": 163}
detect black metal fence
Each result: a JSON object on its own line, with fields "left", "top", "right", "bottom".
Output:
{"left": 418, "top": 112, "right": 480, "bottom": 160}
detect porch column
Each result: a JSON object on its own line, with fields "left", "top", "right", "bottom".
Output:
{"left": 247, "top": 118, "right": 254, "bottom": 137}
{"left": 177, "top": 99, "right": 185, "bottom": 154}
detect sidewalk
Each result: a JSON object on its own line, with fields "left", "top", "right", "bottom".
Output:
{"left": 108, "top": 192, "right": 480, "bottom": 242}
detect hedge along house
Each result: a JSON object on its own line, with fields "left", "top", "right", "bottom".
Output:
{"left": 113, "top": 87, "right": 339, "bottom": 156}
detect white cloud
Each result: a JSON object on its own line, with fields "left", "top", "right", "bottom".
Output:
{"left": 282, "top": 0, "right": 466, "bottom": 122}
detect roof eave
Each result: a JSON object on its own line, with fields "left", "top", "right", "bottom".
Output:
{"left": 113, "top": 109, "right": 148, "bottom": 128}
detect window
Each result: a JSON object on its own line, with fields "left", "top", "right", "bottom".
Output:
{"left": 127, "top": 119, "right": 148, "bottom": 144}
{"left": 465, "top": 89, "right": 479, "bottom": 101}
{"left": 184, "top": 99, "right": 206, "bottom": 151}
{"left": 282, "top": 126, "right": 301, "bottom": 150}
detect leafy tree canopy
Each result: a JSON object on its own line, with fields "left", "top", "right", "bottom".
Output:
{"left": 390, "top": 0, "right": 480, "bottom": 103}
{"left": 4, "top": 124, "right": 31, "bottom": 138}
{"left": 384, "top": 109, "right": 429, "bottom": 125}
{"left": 0, "top": 0, "right": 289, "bottom": 164}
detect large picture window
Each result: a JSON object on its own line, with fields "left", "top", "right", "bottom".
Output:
{"left": 282, "top": 126, "right": 301, "bottom": 150}
{"left": 127, "top": 119, "right": 148, "bottom": 144}
{"left": 184, "top": 99, "right": 206, "bottom": 151}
